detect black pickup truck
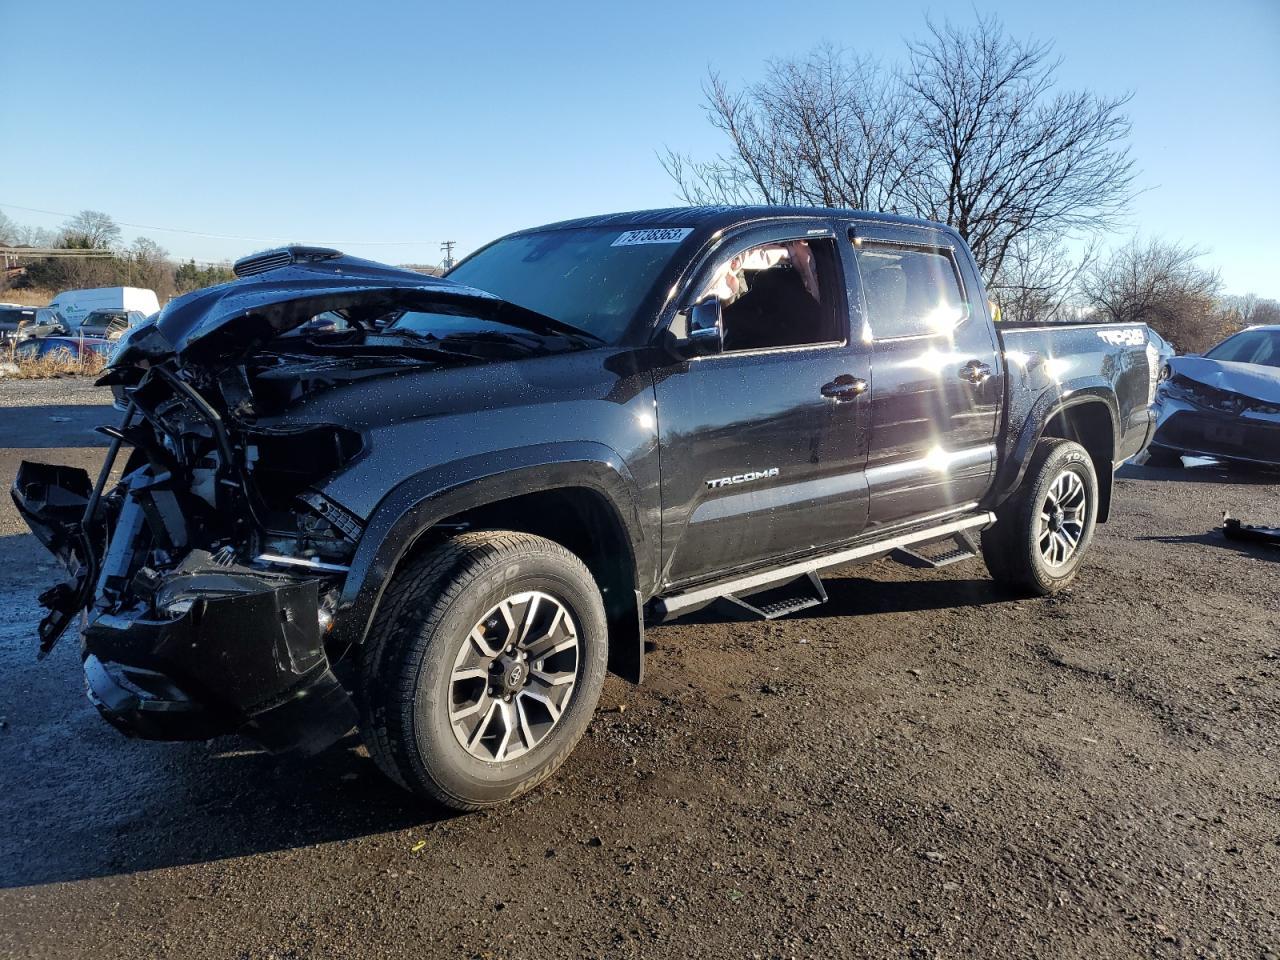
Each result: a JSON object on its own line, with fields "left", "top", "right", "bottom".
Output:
{"left": 13, "top": 206, "right": 1155, "bottom": 809}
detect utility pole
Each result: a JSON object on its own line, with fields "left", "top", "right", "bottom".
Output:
{"left": 440, "top": 240, "right": 456, "bottom": 271}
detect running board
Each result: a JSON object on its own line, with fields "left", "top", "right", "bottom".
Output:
{"left": 652, "top": 512, "right": 996, "bottom": 622}
{"left": 891, "top": 531, "right": 979, "bottom": 569}
{"left": 717, "top": 571, "right": 828, "bottom": 621}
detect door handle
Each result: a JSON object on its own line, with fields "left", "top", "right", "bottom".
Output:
{"left": 959, "top": 360, "right": 992, "bottom": 385}
{"left": 821, "top": 374, "right": 868, "bottom": 402}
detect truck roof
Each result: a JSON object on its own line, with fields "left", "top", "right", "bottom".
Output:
{"left": 515, "top": 205, "right": 950, "bottom": 238}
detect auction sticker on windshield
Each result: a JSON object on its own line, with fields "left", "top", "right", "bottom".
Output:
{"left": 611, "top": 228, "right": 694, "bottom": 246}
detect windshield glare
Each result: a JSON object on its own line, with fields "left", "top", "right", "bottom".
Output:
{"left": 446, "top": 226, "right": 691, "bottom": 343}
{"left": 1206, "top": 329, "right": 1280, "bottom": 368}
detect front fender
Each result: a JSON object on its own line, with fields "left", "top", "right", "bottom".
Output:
{"left": 330, "top": 441, "right": 648, "bottom": 654}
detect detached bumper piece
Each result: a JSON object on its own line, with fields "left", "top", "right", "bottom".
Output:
{"left": 11, "top": 461, "right": 96, "bottom": 655}
{"left": 83, "top": 573, "right": 357, "bottom": 755}
{"left": 1222, "top": 514, "right": 1280, "bottom": 548}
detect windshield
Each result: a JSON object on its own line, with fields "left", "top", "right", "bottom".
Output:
{"left": 1206, "top": 329, "right": 1280, "bottom": 368}
{"left": 446, "top": 226, "right": 693, "bottom": 343}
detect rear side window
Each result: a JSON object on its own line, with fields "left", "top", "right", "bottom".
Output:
{"left": 853, "top": 242, "right": 968, "bottom": 339}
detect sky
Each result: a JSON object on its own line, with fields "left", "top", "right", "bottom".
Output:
{"left": 1, "top": 0, "right": 1277, "bottom": 295}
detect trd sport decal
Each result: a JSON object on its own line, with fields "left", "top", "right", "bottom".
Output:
{"left": 1097, "top": 328, "right": 1145, "bottom": 347}
{"left": 705, "top": 468, "right": 780, "bottom": 489}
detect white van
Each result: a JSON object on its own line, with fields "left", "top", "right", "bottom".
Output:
{"left": 49, "top": 287, "right": 161, "bottom": 331}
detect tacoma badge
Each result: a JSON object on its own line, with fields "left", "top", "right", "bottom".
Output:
{"left": 705, "top": 467, "right": 780, "bottom": 490}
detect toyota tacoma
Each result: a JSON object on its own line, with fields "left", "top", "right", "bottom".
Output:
{"left": 13, "top": 207, "right": 1156, "bottom": 809}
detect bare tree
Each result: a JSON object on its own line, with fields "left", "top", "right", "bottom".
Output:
{"left": 1080, "top": 239, "right": 1225, "bottom": 352}
{"left": 663, "top": 15, "right": 1135, "bottom": 290}
{"left": 60, "top": 210, "right": 122, "bottom": 250}
{"left": 989, "top": 235, "right": 1097, "bottom": 324}
{"left": 900, "top": 17, "right": 1135, "bottom": 281}
{"left": 0, "top": 210, "right": 17, "bottom": 246}
{"left": 126, "top": 237, "right": 176, "bottom": 299}
{"left": 1220, "top": 293, "right": 1280, "bottom": 329}
{"left": 663, "top": 47, "right": 917, "bottom": 212}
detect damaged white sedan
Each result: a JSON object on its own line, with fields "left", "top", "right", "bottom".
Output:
{"left": 1148, "top": 325, "right": 1280, "bottom": 468}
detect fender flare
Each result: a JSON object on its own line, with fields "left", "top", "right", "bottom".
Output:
{"left": 331, "top": 441, "right": 649, "bottom": 679}
{"left": 988, "top": 381, "right": 1119, "bottom": 521}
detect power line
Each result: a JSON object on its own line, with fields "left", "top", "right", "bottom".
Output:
{"left": 0, "top": 201, "right": 437, "bottom": 246}
{"left": 440, "top": 240, "right": 456, "bottom": 271}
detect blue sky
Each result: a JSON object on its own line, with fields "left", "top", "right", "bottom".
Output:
{"left": 2, "top": 0, "right": 1277, "bottom": 294}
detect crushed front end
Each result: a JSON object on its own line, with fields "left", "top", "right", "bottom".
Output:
{"left": 11, "top": 246, "right": 581, "bottom": 757}
{"left": 12, "top": 350, "right": 365, "bottom": 756}
{"left": 1150, "top": 356, "right": 1280, "bottom": 466}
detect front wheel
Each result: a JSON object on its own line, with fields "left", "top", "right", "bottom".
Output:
{"left": 358, "top": 531, "right": 609, "bottom": 810}
{"left": 981, "top": 438, "right": 1099, "bottom": 596}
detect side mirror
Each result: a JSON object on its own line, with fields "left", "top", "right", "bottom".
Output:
{"left": 666, "top": 296, "right": 723, "bottom": 358}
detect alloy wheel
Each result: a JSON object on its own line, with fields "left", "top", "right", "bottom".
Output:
{"left": 448, "top": 591, "right": 580, "bottom": 763}
{"left": 1037, "top": 468, "right": 1089, "bottom": 568}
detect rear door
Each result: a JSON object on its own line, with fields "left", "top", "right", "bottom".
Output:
{"left": 654, "top": 221, "right": 873, "bottom": 587}
{"left": 850, "top": 222, "right": 1002, "bottom": 529}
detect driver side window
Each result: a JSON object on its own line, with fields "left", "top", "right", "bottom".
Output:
{"left": 699, "top": 238, "right": 842, "bottom": 352}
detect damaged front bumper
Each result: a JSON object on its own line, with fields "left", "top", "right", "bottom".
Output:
{"left": 1151, "top": 378, "right": 1280, "bottom": 466}
{"left": 81, "top": 565, "right": 356, "bottom": 754}
{"left": 12, "top": 459, "right": 358, "bottom": 757}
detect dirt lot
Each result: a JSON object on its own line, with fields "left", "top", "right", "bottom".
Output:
{"left": 1, "top": 378, "right": 1278, "bottom": 959}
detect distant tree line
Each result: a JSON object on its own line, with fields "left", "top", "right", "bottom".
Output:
{"left": 0, "top": 209, "right": 234, "bottom": 302}
{"left": 664, "top": 14, "right": 1275, "bottom": 354}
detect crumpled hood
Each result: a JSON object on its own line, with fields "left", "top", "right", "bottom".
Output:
{"left": 108, "top": 247, "right": 580, "bottom": 369}
{"left": 1168, "top": 355, "right": 1280, "bottom": 405}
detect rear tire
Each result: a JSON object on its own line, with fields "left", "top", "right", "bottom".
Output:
{"left": 982, "top": 438, "right": 1099, "bottom": 596}
{"left": 358, "top": 531, "right": 608, "bottom": 810}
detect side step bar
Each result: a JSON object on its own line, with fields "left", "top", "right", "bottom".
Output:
{"left": 891, "top": 531, "right": 980, "bottom": 569}
{"left": 652, "top": 512, "right": 996, "bottom": 622}
{"left": 717, "top": 571, "right": 829, "bottom": 621}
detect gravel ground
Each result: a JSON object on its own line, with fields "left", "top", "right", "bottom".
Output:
{"left": 1, "top": 378, "right": 1278, "bottom": 959}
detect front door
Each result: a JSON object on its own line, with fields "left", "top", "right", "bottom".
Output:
{"left": 850, "top": 223, "right": 1002, "bottom": 529}
{"left": 655, "top": 228, "right": 872, "bottom": 587}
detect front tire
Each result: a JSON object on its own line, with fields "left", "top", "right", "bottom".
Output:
{"left": 981, "top": 438, "right": 1099, "bottom": 596}
{"left": 358, "top": 531, "right": 608, "bottom": 810}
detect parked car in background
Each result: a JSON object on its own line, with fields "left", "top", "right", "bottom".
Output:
{"left": 1147, "top": 327, "right": 1176, "bottom": 365}
{"left": 0, "top": 305, "right": 67, "bottom": 341}
{"left": 13, "top": 334, "right": 115, "bottom": 362}
{"left": 77, "top": 309, "right": 147, "bottom": 340}
{"left": 48, "top": 286, "right": 160, "bottom": 331}
{"left": 1147, "top": 325, "right": 1280, "bottom": 468}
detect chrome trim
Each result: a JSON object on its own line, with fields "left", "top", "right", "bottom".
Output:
{"left": 254, "top": 553, "right": 351, "bottom": 573}
{"left": 689, "top": 339, "right": 849, "bottom": 361}
{"left": 655, "top": 511, "right": 995, "bottom": 619}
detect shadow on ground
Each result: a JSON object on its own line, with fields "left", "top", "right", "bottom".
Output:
{"left": 1118, "top": 461, "right": 1280, "bottom": 486}
{"left": 0, "top": 724, "right": 450, "bottom": 889}
{"left": 2, "top": 404, "right": 113, "bottom": 448}
{"left": 0, "top": 526, "right": 447, "bottom": 890}
{"left": 672, "top": 568, "right": 1017, "bottom": 628}
{"left": 1139, "top": 529, "right": 1280, "bottom": 562}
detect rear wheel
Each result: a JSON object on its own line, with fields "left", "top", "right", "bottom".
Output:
{"left": 982, "top": 438, "right": 1099, "bottom": 596}
{"left": 358, "top": 531, "right": 608, "bottom": 810}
